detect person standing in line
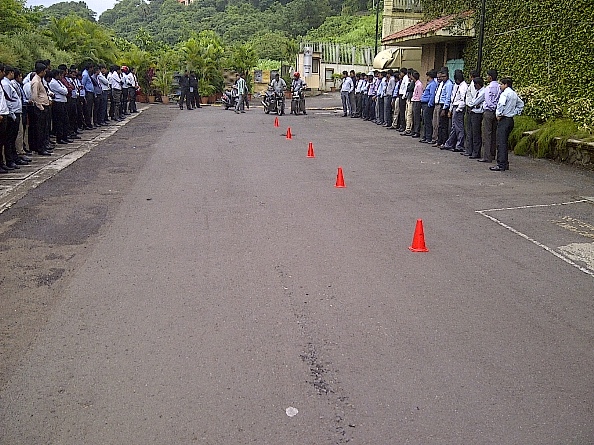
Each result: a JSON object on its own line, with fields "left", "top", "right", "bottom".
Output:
{"left": 467, "top": 77, "right": 486, "bottom": 159}
{"left": 463, "top": 70, "right": 479, "bottom": 155}
{"left": 29, "top": 63, "right": 52, "bottom": 155}
{"left": 365, "top": 72, "right": 377, "bottom": 121}
{"left": 388, "top": 73, "right": 401, "bottom": 130}
{"left": 97, "top": 65, "right": 110, "bottom": 124}
{"left": 340, "top": 71, "right": 353, "bottom": 117}
{"left": 383, "top": 70, "right": 395, "bottom": 127}
{"left": 354, "top": 73, "right": 364, "bottom": 118}
{"left": 431, "top": 71, "right": 444, "bottom": 144}
{"left": 491, "top": 77, "right": 524, "bottom": 171}
{"left": 402, "top": 68, "right": 415, "bottom": 134}
{"left": 81, "top": 62, "right": 95, "bottom": 129}
{"left": 436, "top": 67, "right": 453, "bottom": 147}
{"left": 0, "top": 64, "right": 9, "bottom": 173}
{"left": 91, "top": 66, "right": 103, "bottom": 128}
{"left": 128, "top": 67, "right": 138, "bottom": 113}
{"left": 376, "top": 71, "right": 387, "bottom": 125}
{"left": 235, "top": 73, "right": 247, "bottom": 114}
{"left": 395, "top": 68, "right": 408, "bottom": 131}
{"left": 109, "top": 65, "right": 123, "bottom": 121}
{"left": 441, "top": 69, "right": 468, "bottom": 152}
{"left": 48, "top": 69, "right": 72, "bottom": 145}
{"left": 11, "top": 69, "right": 33, "bottom": 158}
{"left": 120, "top": 66, "right": 130, "bottom": 116}
{"left": 1, "top": 65, "right": 27, "bottom": 170}
{"left": 348, "top": 70, "right": 357, "bottom": 117}
{"left": 479, "top": 69, "right": 501, "bottom": 163}
{"left": 409, "top": 71, "right": 424, "bottom": 138}
{"left": 419, "top": 70, "right": 437, "bottom": 143}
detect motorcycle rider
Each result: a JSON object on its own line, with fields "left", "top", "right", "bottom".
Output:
{"left": 291, "top": 72, "right": 307, "bottom": 115}
{"left": 269, "top": 73, "right": 286, "bottom": 115}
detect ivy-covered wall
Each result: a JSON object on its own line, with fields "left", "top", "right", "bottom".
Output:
{"left": 420, "top": 0, "right": 594, "bottom": 132}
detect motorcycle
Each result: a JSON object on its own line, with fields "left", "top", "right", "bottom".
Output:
{"left": 262, "top": 87, "right": 284, "bottom": 115}
{"left": 290, "top": 89, "right": 305, "bottom": 115}
{"left": 221, "top": 88, "right": 239, "bottom": 110}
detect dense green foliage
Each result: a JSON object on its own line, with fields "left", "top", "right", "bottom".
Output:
{"left": 99, "top": 0, "right": 337, "bottom": 45}
{"left": 420, "top": 0, "right": 594, "bottom": 134}
{"left": 304, "top": 14, "right": 379, "bottom": 47}
{"left": 40, "top": 1, "right": 97, "bottom": 24}
{"left": 0, "top": 0, "right": 40, "bottom": 33}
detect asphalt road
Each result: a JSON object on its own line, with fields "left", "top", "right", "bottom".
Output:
{"left": 1, "top": 95, "right": 593, "bottom": 444}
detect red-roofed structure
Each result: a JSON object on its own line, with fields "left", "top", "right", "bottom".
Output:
{"left": 382, "top": 11, "right": 474, "bottom": 45}
{"left": 381, "top": 11, "right": 475, "bottom": 77}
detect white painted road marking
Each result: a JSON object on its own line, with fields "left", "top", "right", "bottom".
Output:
{"left": 476, "top": 199, "right": 594, "bottom": 278}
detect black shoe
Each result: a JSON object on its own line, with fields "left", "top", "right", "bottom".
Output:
{"left": 452, "top": 148, "right": 464, "bottom": 152}
{"left": 0, "top": 165, "right": 9, "bottom": 173}
{"left": 37, "top": 150, "right": 52, "bottom": 156}
{"left": 57, "top": 140, "right": 69, "bottom": 144}
{"left": 477, "top": 159, "right": 491, "bottom": 163}
{"left": 468, "top": 155, "right": 480, "bottom": 159}
{"left": 6, "top": 162, "right": 19, "bottom": 170}
{"left": 19, "top": 155, "right": 32, "bottom": 162}
{"left": 411, "top": 133, "right": 420, "bottom": 138}
{"left": 489, "top": 165, "right": 508, "bottom": 171}
{"left": 15, "top": 159, "right": 29, "bottom": 165}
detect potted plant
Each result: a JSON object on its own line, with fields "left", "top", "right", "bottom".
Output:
{"left": 199, "top": 83, "right": 216, "bottom": 104}
{"left": 331, "top": 72, "right": 342, "bottom": 92}
{"left": 151, "top": 71, "right": 173, "bottom": 104}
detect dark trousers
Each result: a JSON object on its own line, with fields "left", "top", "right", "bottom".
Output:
{"left": 469, "top": 112, "right": 483, "bottom": 157}
{"left": 77, "top": 97, "right": 85, "bottom": 129}
{"left": 496, "top": 116, "right": 514, "bottom": 168}
{"left": 108, "top": 90, "right": 115, "bottom": 118}
{"left": 179, "top": 88, "right": 190, "bottom": 109}
{"left": 93, "top": 93, "right": 101, "bottom": 125}
{"left": 355, "top": 93, "right": 362, "bottom": 117}
{"left": 376, "top": 96, "right": 385, "bottom": 123}
{"left": 120, "top": 88, "right": 128, "bottom": 115}
{"left": 84, "top": 92, "right": 94, "bottom": 128}
{"left": 29, "top": 106, "right": 48, "bottom": 153}
{"left": 421, "top": 103, "right": 433, "bottom": 141}
{"left": 101, "top": 90, "right": 109, "bottom": 122}
{"left": 438, "top": 109, "right": 450, "bottom": 145}
{"left": 111, "top": 89, "right": 122, "bottom": 119}
{"left": 5, "top": 114, "right": 20, "bottom": 164}
{"left": 482, "top": 110, "right": 498, "bottom": 162}
{"left": 67, "top": 97, "right": 78, "bottom": 135}
{"left": 0, "top": 117, "right": 9, "bottom": 165}
{"left": 383, "top": 96, "right": 392, "bottom": 126}
{"left": 398, "top": 95, "right": 407, "bottom": 129}
{"left": 128, "top": 87, "right": 137, "bottom": 112}
{"left": 367, "top": 96, "right": 375, "bottom": 120}
{"left": 349, "top": 91, "right": 355, "bottom": 117}
{"left": 412, "top": 101, "right": 422, "bottom": 135}
{"left": 361, "top": 95, "right": 369, "bottom": 119}
{"left": 52, "top": 101, "right": 68, "bottom": 142}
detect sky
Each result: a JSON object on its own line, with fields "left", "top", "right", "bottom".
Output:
{"left": 26, "top": 0, "right": 118, "bottom": 17}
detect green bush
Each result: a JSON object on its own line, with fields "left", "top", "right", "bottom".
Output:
{"left": 515, "top": 85, "right": 564, "bottom": 123}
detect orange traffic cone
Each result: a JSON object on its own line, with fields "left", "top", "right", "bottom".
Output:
{"left": 274, "top": 116, "right": 279, "bottom": 127}
{"left": 307, "top": 142, "right": 315, "bottom": 158}
{"left": 409, "top": 219, "right": 429, "bottom": 252}
{"left": 335, "top": 167, "right": 346, "bottom": 188}
{"left": 286, "top": 127, "right": 292, "bottom": 140}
